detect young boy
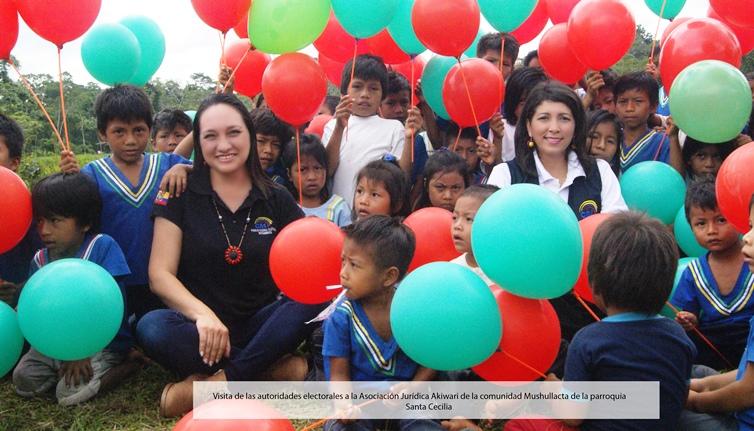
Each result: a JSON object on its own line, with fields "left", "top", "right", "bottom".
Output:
{"left": 323, "top": 215, "right": 442, "bottom": 431}
{"left": 151, "top": 109, "right": 192, "bottom": 153}
{"left": 12, "top": 173, "right": 133, "bottom": 405}
{"left": 476, "top": 32, "right": 520, "bottom": 82}
{"left": 251, "top": 108, "right": 293, "bottom": 187}
{"left": 448, "top": 126, "right": 497, "bottom": 185}
{"left": 672, "top": 178, "right": 752, "bottom": 369}
{"left": 450, "top": 185, "right": 499, "bottom": 287}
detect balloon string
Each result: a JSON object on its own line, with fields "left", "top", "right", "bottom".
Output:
{"left": 7, "top": 59, "right": 66, "bottom": 152}
{"left": 57, "top": 47, "right": 71, "bottom": 152}
{"left": 410, "top": 58, "right": 415, "bottom": 163}
{"left": 223, "top": 46, "right": 251, "bottom": 94}
{"left": 499, "top": 32, "right": 506, "bottom": 75}
{"left": 573, "top": 292, "right": 601, "bottom": 322}
{"left": 664, "top": 301, "right": 734, "bottom": 369}
{"left": 501, "top": 350, "right": 548, "bottom": 380}
{"left": 299, "top": 399, "right": 380, "bottom": 431}
{"left": 344, "top": 39, "right": 359, "bottom": 142}
{"left": 653, "top": 131, "right": 668, "bottom": 161}
{"left": 456, "top": 58, "right": 483, "bottom": 137}
{"left": 217, "top": 31, "right": 227, "bottom": 93}
{"left": 295, "top": 128, "right": 303, "bottom": 205}
{"left": 452, "top": 126, "right": 463, "bottom": 152}
{"left": 648, "top": 0, "right": 668, "bottom": 66}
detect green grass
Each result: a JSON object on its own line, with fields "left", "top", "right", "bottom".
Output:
{"left": 18, "top": 153, "right": 105, "bottom": 187}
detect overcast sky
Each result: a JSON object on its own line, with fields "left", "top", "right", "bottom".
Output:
{"left": 10, "top": 0, "right": 710, "bottom": 86}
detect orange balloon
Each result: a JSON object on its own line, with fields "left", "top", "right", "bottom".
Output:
{"left": 572, "top": 213, "right": 612, "bottom": 304}
{"left": 404, "top": 207, "right": 460, "bottom": 272}
{"left": 538, "top": 23, "right": 588, "bottom": 85}
{"left": 0, "top": 167, "right": 32, "bottom": 254}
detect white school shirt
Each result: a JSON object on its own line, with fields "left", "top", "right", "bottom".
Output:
{"left": 500, "top": 120, "right": 516, "bottom": 162}
{"left": 323, "top": 115, "right": 405, "bottom": 207}
{"left": 486, "top": 151, "right": 628, "bottom": 214}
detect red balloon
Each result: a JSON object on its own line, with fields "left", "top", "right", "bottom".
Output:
{"left": 269, "top": 217, "right": 344, "bottom": 304}
{"left": 191, "top": 0, "right": 250, "bottom": 33}
{"left": 404, "top": 207, "right": 461, "bottom": 272}
{"left": 173, "top": 399, "right": 294, "bottom": 431}
{"left": 412, "top": 0, "right": 480, "bottom": 58}
{"left": 511, "top": 0, "right": 548, "bottom": 44}
{"left": 661, "top": 17, "right": 691, "bottom": 47}
{"left": 537, "top": 23, "right": 587, "bottom": 85}
{"left": 0, "top": 0, "right": 18, "bottom": 60}
{"left": 305, "top": 114, "right": 332, "bottom": 138}
{"left": 473, "top": 287, "right": 561, "bottom": 381}
{"left": 572, "top": 213, "right": 612, "bottom": 304}
{"left": 263, "top": 53, "right": 328, "bottom": 126}
{"left": 716, "top": 142, "right": 754, "bottom": 234}
{"left": 224, "top": 39, "right": 270, "bottom": 98}
{"left": 365, "top": 30, "right": 410, "bottom": 65}
{"left": 710, "top": 0, "right": 754, "bottom": 29}
{"left": 233, "top": 9, "right": 249, "bottom": 39}
{"left": 443, "top": 59, "right": 504, "bottom": 128}
{"left": 709, "top": 7, "right": 754, "bottom": 55}
{"left": 314, "top": 13, "right": 368, "bottom": 63}
{"left": 16, "top": 0, "right": 101, "bottom": 48}
{"left": 0, "top": 167, "right": 32, "bottom": 254}
{"left": 660, "top": 18, "right": 741, "bottom": 91}
{"left": 567, "top": 0, "right": 635, "bottom": 70}
{"left": 545, "top": 0, "right": 581, "bottom": 24}
{"left": 318, "top": 55, "right": 345, "bottom": 87}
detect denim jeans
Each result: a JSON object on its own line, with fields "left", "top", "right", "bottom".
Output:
{"left": 324, "top": 419, "right": 445, "bottom": 431}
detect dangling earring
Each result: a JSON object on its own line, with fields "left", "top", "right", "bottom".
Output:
{"left": 528, "top": 139, "right": 535, "bottom": 149}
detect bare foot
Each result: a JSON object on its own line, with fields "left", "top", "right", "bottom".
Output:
{"left": 159, "top": 373, "right": 206, "bottom": 418}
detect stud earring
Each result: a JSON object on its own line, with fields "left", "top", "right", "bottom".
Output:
{"left": 528, "top": 139, "right": 535, "bottom": 149}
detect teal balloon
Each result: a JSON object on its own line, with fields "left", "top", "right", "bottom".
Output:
{"left": 387, "top": 0, "right": 425, "bottom": 55}
{"left": 645, "top": 0, "right": 685, "bottom": 20}
{"left": 120, "top": 16, "right": 165, "bottom": 86}
{"left": 463, "top": 28, "right": 485, "bottom": 59}
{"left": 479, "top": 0, "right": 538, "bottom": 32}
{"left": 472, "top": 184, "right": 583, "bottom": 299}
{"left": 0, "top": 302, "right": 23, "bottom": 378}
{"left": 673, "top": 206, "right": 707, "bottom": 257}
{"left": 332, "top": 0, "right": 400, "bottom": 39}
{"left": 17, "top": 259, "right": 124, "bottom": 361}
{"left": 421, "top": 55, "right": 458, "bottom": 120}
{"left": 620, "top": 161, "right": 686, "bottom": 225}
{"left": 670, "top": 60, "right": 752, "bottom": 144}
{"left": 391, "top": 262, "right": 501, "bottom": 370}
{"left": 81, "top": 23, "right": 141, "bottom": 86}
{"left": 249, "top": 0, "right": 330, "bottom": 54}
{"left": 661, "top": 257, "right": 695, "bottom": 318}
{"left": 184, "top": 110, "right": 197, "bottom": 121}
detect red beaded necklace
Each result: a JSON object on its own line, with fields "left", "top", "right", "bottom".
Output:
{"left": 212, "top": 199, "right": 252, "bottom": 265}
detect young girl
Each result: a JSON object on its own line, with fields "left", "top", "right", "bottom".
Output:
{"left": 353, "top": 158, "right": 410, "bottom": 220}
{"left": 282, "top": 134, "right": 351, "bottom": 227}
{"left": 450, "top": 185, "right": 499, "bottom": 286}
{"left": 586, "top": 109, "right": 622, "bottom": 176}
{"left": 413, "top": 150, "right": 470, "bottom": 212}
{"left": 681, "top": 136, "right": 735, "bottom": 182}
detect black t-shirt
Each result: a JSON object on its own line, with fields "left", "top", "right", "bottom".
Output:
{"left": 153, "top": 170, "right": 303, "bottom": 326}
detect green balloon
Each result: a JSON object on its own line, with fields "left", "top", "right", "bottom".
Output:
{"left": 120, "top": 16, "right": 165, "bottom": 86}
{"left": 661, "top": 257, "right": 695, "bottom": 318}
{"left": 249, "top": 0, "right": 330, "bottom": 54}
{"left": 0, "top": 302, "right": 23, "bottom": 378}
{"left": 391, "top": 262, "right": 501, "bottom": 371}
{"left": 673, "top": 206, "right": 707, "bottom": 257}
{"left": 479, "top": 0, "right": 538, "bottom": 32}
{"left": 387, "top": 0, "right": 425, "bottom": 55}
{"left": 670, "top": 60, "right": 752, "bottom": 144}
{"left": 620, "top": 161, "right": 686, "bottom": 225}
{"left": 18, "top": 259, "right": 124, "bottom": 361}
{"left": 421, "top": 55, "right": 457, "bottom": 120}
{"left": 463, "top": 28, "right": 485, "bottom": 59}
{"left": 81, "top": 23, "right": 141, "bottom": 86}
{"left": 332, "top": 0, "right": 400, "bottom": 39}
{"left": 472, "top": 184, "right": 583, "bottom": 299}
{"left": 645, "top": 0, "right": 685, "bottom": 20}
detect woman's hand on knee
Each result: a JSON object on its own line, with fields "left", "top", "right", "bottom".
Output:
{"left": 195, "top": 314, "right": 230, "bottom": 366}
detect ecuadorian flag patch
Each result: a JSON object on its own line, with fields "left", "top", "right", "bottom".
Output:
{"left": 154, "top": 190, "right": 170, "bottom": 206}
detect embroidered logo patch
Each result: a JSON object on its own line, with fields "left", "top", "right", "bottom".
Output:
{"left": 578, "top": 200, "right": 599, "bottom": 219}
{"left": 154, "top": 190, "right": 170, "bottom": 206}
{"left": 250, "top": 216, "right": 276, "bottom": 235}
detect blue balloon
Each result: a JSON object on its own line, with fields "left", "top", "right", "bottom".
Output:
{"left": 120, "top": 16, "right": 165, "bottom": 86}
{"left": 332, "top": 0, "right": 400, "bottom": 39}
{"left": 673, "top": 206, "right": 707, "bottom": 257}
{"left": 386, "top": 0, "right": 425, "bottom": 56}
{"left": 620, "top": 161, "right": 686, "bottom": 225}
{"left": 391, "top": 262, "right": 501, "bottom": 370}
{"left": 0, "top": 302, "right": 23, "bottom": 378}
{"left": 661, "top": 257, "right": 695, "bottom": 318}
{"left": 81, "top": 23, "right": 141, "bottom": 86}
{"left": 421, "top": 55, "right": 459, "bottom": 121}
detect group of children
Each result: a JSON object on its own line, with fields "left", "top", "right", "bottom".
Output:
{"left": 1, "top": 28, "right": 754, "bottom": 431}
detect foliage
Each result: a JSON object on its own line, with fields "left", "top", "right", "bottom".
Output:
{"left": 18, "top": 154, "right": 104, "bottom": 187}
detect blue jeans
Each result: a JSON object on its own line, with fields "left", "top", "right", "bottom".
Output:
{"left": 135, "top": 296, "right": 326, "bottom": 381}
{"left": 324, "top": 419, "right": 445, "bottom": 431}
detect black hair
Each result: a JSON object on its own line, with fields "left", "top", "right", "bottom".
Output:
{"left": 684, "top": 177, "right": 719, "bottom": 222}
{"left": 386, "top": 70, "right": 411, "bottom": 96}
{"left": 94, "top": 84, "right": 154, "bottom": 134}
{"left": 32, "top": 173, "right": 101, "bottom": 233}
{"left": 681, "top": 136, "right": 735, "bottom": 180}
{"left": 341, "top": 54, "right": 388, "bottom": 100}
{"left": 514, "top": 81, "right": 593, "bottom": 179}
{"left": 192, "top": 93, "right": 276, "bottom": 198}
{"left": 476, "top": 32, "right": 520, "bottom": 64}
{"left": 589, "top": 211, "right": 678, "bottom": 314}
{"left": 251, "top": 108, "right": 293, "bottom": 145}
{"left": 281, "top": 133, "right": 330, "bottom": 203}
{"left": 414, "top": 150, "right": 470, "bottom": 210}
{"left": 151, "top": 109, "right": 192, "bottom": 139}
{"left": 586, "top": 109, "right": 622, "bottom": 176}
{"left": 460, "top": 184, "right": 499, "bottom": 202}
{"left": 446, "top": 124, "right": 479, "bottom": 145}
{"left": 523, "top": 50, "right": 538, "bottom": 67}
{"left": 503, "top": 67, "right": 549, "bottom": 125}
{"left": 343, "top": 215, "right": 416, "bottom": 280}
{"left": 355, "top": 160, "right": 410, "bottom": 217}
{"left": 0, "top": 112, "right": 24, "bottom": 160}
{"left": 613, "top": 72, "right": 660, "bottom": 108}
{"left": 324, "top": 95, "right": 339, "bottom": 115}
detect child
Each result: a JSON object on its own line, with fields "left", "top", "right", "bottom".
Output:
{"left": 12, "top": 173, "right": 134, "bottom": 406}
{"left": 450, "top": 185, "right": 499, "bottom": 286}
{"left": 251, "top": 108, "right": 293, "bottom": 187}
{"left": 282, "top": 133, "right": 352, "bottom": 227}
{"left": 523, "top": 50, "right": 539, "bottom": 68}
{"left": 586, "top": 109, "right": 622, "bottom": 176}
{"left": 476, "top": 32, "right": 520, "bottom": 81}
{"left": 501, "top": 67, "right": 549, "bottom": 163}
{"left": 448, "top": 125, "right": 496, "bottom": 185}
{"left": 682, "top": 136, "right": 735, "bottom": 182}
{"left": 506, "top": 211, "right": 696, "bottom": 431}
{"left": 413, "top": 150, "right": 469, "bottom": 212}
{"left": 323, "top": 215, "right": 442, "bottom": 431}
{"left": 151, "top": 109, "right": 192, "bottom": 153}
{"left": 320, "top": 95, "right": 339, "bottom": 116}
{"left": 353, "top": 159, "right": 409, "bottom": 221}
{"left": 671, "top": 178, "right": 752, "bottom": 369}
